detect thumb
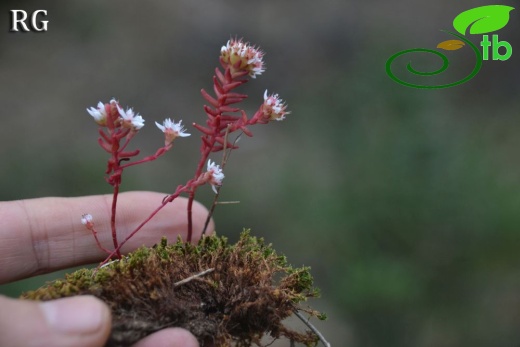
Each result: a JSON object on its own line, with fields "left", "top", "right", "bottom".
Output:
{"left": 0, "top": 295, "right": 111, "bottom": 347}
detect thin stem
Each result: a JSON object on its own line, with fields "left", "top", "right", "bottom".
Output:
{"left": 90, "top": 228, "right": 112, "bottom": 254}
{"left": 174, "top": 268, "right": 214, "bottom": 287}
{"left": 100, "top": 185, "right": 189, "bottom": 265}
{"left": 202, "top": 187, "right": 221, "bottom": 236}
{"left": 293, "top": 310, "right": 331, "bottom": 347}
{"left": 221, "top": 125, "right": 232, "bottom": 163}
{"left": 111, "top": 183, "right": 122, "bottom": 258}
{"left": 186, "top": 190, "right": 195, "bottom": 242}
{"left": 118, "top": 133, "right": 132, "bottom": 153}
{"left": 99, "top": 256, "right": 128, "bottom": 269}
{"left": 187, "top": 145, "right": 212, "bottom": 242}
{"left": 119, "top": 145, "right": 171, "bottom": 170}
{"left": 201, "top": 130, "right": 240, "bottom": 235}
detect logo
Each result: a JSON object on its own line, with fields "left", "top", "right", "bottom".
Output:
{"left": 386, "top": 5, "right": 514, "bottom": 89}
{"left": 9, "top": 10, "right": 49, "bottom": 32}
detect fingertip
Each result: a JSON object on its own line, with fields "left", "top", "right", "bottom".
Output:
{"left": 0, "top": 295, "right": 111, "bottom": 347}
{"left": 40, "top": 295, "right": 111, "bottom": 337}
{"left": 132, "top": 328, "right": 199, "bottom": 347}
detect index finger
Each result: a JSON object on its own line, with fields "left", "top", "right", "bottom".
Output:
{"left": 0, "top": 191, "right": 211, "bottom": 284}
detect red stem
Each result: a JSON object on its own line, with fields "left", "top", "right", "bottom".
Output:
{"left": 111, "top": 183, "right": 122, "bottom": 258}
{"left": 119, "top": 145, "right": 171, "bottom": 170}
{"left": 100, "top": 185, "right": 189, "bottom": 265}
{"left": 187, "top": 66, "right": 248, "bottom": 241}
{"left": 94, "top": 64, "right": 256, "bottom": 259}
{"left": 90, "top": 228, "right": 112, "bottom": 254}
{"left": 187, "top": 145, "right": 212, "bottom": 242}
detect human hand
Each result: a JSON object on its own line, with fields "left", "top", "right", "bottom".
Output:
{"left": 0, "top": 191, "right": 211, "bottom": 347}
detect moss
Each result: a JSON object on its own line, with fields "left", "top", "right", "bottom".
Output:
{"left": 22, "top": 230, "right": 324, "bottom": 347}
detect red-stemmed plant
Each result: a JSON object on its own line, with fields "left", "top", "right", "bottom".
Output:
{"left": 81, "top": 38, "right": 290, "bottom": 265}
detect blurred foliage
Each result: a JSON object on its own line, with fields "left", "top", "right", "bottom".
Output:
{"left": 1, "top": 1, "right": 520, "bottom": 347}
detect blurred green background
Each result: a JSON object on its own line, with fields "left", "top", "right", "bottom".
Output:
{"left": 1, "top": 1, "right": 520, "bottom": 346}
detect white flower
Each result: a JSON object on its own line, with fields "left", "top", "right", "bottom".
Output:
{"left": 155, "top": 118, "right": 190, "bottom": 145}
{"left": 117, "top": 104, "right": 145, "bottom": 130}
{"left": 207, "top": 159, "right": 225, "bottom": 193}
{"left": 87, "top": 99, "right": 119, "bottom": 126}
{"left": 81, "top": 213, "right": 93, "bottom": 227}
{"left": 262, "top": 90, "right": 290, "bottom": 121}
{"left": 86, "top": 101, "right": 107, "bottom": 125}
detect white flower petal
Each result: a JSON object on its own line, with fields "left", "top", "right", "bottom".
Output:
{"left": 155, "top": 121, "right": 165, "bottom": 132}
{"left": 81, "top": 213, "right": 93, "bottom": 225}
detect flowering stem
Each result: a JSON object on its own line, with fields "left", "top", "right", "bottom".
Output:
{"left": 111, "top": 183, "right": 122, "bottom": 258}
{"left": 187, "top": 145, "right": 213, "bottom": 242}
{"left": 100, "top": 184, "right": 190, "bottom": 265}
{"left": 85, "top": 39, "right": 289, "bottom": 263}
{"left": 188, "top": 63, "right": 250, "bottom": 241}
{"left": 106, "top": 145, "right": 171, "bottom": 257}
{"left": 202, "top": 127, "right": 237, "bottom": 235}
{"left": 119, "top": 145, "right": 171, "bottom": 170}
{"left": 89, "top": 227, "right": 112, "bottom": 254}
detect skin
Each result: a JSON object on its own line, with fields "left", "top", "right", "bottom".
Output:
{"left": 0, "top": 191, "right": 210, "bottom": 347}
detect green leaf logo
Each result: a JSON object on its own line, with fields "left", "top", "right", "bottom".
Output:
{"left": 453, "top": 5, "right": 514, "bottom": 35}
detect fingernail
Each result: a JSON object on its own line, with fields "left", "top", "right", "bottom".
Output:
{"left": 40, "top": 296, "right": 108, "bottom": 335}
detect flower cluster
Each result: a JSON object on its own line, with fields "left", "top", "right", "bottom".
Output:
{"left": 206, "top": 160, "right": 225, "bottom": 193}
{"left": 87, "top": 98, "right": 145, "bottom": 131}
{"left": 197, "top": 38, "right": 290, "bottom": 150}
{"left": 84, "top": 98, "right": 192, "bottom": 257}
{"left": 220, "top": 38, "right": 265, "bottom": 78}
{"left": 261, "top": 90, "right": 290, "bottom": 122}
{"left": 82, "top": 37, "right": 291, "bottom": 260}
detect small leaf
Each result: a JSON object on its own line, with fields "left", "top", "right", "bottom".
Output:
{"left": 437, "top": 39, "right": 465, "bottom": 51}
{"left": 453, "top": 5, "right": 514, "bottom": 35}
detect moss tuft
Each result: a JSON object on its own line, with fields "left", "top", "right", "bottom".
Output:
{"left": 22, "top": 231, "right": 324, "bottom": 347}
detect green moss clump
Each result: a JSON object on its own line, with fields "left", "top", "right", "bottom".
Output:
{"left": 22, "top": 231, "right": 323, "bottom": 347}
